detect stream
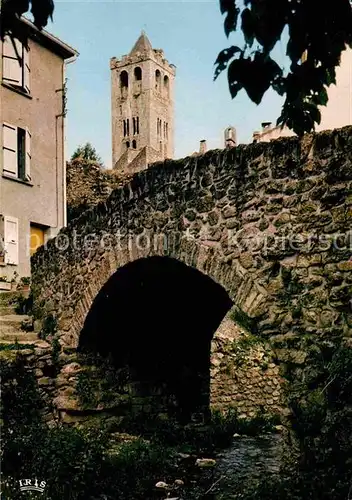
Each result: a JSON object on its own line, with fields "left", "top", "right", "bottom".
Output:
{"left": 212, "top": 433, "right": 282, "bottom": 498}
{"left": 180, "top": 433, "right": 283, "bottom": 499}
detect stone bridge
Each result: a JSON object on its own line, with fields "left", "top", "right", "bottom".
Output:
{"left": 31, "top": 126, "right": 352, "bottom": 424}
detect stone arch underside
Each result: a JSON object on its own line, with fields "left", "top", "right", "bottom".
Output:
{"left": 77, "top": 255, "right": 234, "bottom": 421}
{"left": 60, "top": 236, "right": 269, "bottom": 349}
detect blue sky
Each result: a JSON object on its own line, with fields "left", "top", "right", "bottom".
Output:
{"left": 40, "top": 0, "right": 289, "bottom": 168}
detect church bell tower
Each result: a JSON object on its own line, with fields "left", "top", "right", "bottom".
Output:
{"left": 110, "top": 31, "right": 176, "bottom": 171}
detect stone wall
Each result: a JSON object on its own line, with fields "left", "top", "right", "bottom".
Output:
{"left": 211, "top": 311, "right": 285, "bottom": 417}
{"left": 0, "top": 323, "right": 285, "bottom": 427}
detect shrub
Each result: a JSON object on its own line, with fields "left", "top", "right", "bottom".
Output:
{"left": 13, "top": 292, "right": 33, "bottom": 315}
{"left": 238, "top": 342, "right": 352, "bottom": 500}
{"left": 0, "top": 355, "right": 175, "bottom": 500}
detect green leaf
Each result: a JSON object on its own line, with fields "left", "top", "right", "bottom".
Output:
{"left": 227, "top": 57, "right": 248, "bottom": 99}
{"left": 220, "top": 0, "right": 236, "bottom": 15}
{"left": 325, "top": 67, "right": 337, "bottom": 86}
{"left": 304, "top": 101, "right": 321, "bottom": 126}
{"left": 241, "top": 8, "right": 255, "bottom": 47}
{"left": 250, "top": 0, "right": 289, "bottom": 52}
{"left": 272, "top": 76, "right": 286, "bottom": 96}
{"left": 318, "top": 87, "right": 329, "bottom": 107}
{"left": 243, "top": 52, "right": 283, "bottom": 104}
{"left": 224, "top": 5, "right": 241, "bottom": 37}
{"left": 214, "top": 46, "right": 242, "bottom": 80}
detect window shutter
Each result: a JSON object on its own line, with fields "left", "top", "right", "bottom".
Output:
{"left": 23, "top": 44, "right": 30, "bottom": 92}
{"left": 2, "top": 123, "right": 17, "bottom": 176}
{"left": 4, "top": 216, "right": 19, "bottom": 265}
{"left": 25, "top": 128, "right": 31, "bottom": 180}
{"left": 2, "top": 36, "right": 21, "bottom": 85}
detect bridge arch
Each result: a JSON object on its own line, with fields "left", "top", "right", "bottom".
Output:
{"left": 56, "top": 234, "right": 268, "bottom": 349}
{"left": 77, "top": 255, "right": 235, "bottom": 421}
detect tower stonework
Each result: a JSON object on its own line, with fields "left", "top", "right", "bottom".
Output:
{"left": 110, "top": 32, "right": 176, "bottom": 172}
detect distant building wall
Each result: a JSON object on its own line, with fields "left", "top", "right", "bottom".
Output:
{"left": 253, "top": 47, "right": 352, "bottom": 143}
{"left": 315, "top": 47, "right": 352, "bottom": 132}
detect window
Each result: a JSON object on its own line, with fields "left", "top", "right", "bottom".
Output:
{"left": 134, "top": 67, "right": 142, "bottom": 81}
{"left": 133, "top": 117, "right": 140, "bottom": 135}
{"left": 155, "top": 69, "right": 161, "bottom": 91}
{"left": 2, "top": 123, "right": 31, "bottom": 181}
{"left": 4, "top": 216, "right": 19, "bottom": 265}
{"left": 163, "top": 75, "right": 169, "bottom": 98}
{"left": 120, "top": 71, "right": 128, "bottom": 88}
{"left": 126, "top": 141, "right": 130, "bottom": 149}
{"left": 17, "top": 127, "right": 26, "bottom": 180}
{"left": 2, "top": 36, "right": 30, "bottom": 93}
{"left": 157, "top": 118, "right": 162, "bottom": 136}
{"left": 123, "top": 119, "right": 130, "bottom": 137}
{"left": 166, "top": 122, "right": 168, "bottom": 140}
{"left": 132, "top": 140, "right": 137, "bottom": 149}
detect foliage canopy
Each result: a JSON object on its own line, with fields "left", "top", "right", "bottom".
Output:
{"left": 215, "top": 0, "right": 352, "bottom": 135}
{"left": 71, "top": 142, "right": 104, "bottom": 166}
{"left": 1, "top": 0, "right": 54, "bottom": 43}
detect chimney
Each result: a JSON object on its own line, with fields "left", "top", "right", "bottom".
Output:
{"left": 224, "top": 126, "right": 236, "bottom": 148}
{"left": 199, "top": 140, "right": 207, "bottom": 155}
{"left": 253, "top": 131, "right": 260, "bottom": 143}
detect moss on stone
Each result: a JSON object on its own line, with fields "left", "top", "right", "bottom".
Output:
{"left": 0, "top": 343, "right": 35, "bottom": 351}
{"left": 76, "top": 371, "right": 99, "bottom": 408}
{"left": 230, "top": 307, "right": 258, "bottom": 335}
{"left": 0, "top": 350, "right": 19, "bottom": 362}
{"left": 39, "top": 314, "right": 58, "bottom": 339}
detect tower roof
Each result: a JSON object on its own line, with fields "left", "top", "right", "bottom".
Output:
{"left": 130, "top": 31, "right": 152, "bottom": 55}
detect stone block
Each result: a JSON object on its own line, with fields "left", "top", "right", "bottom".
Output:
{"left": 222, "top": 206, "right": 237, "bottom": 219}
{"left": 38, "top": 377, "right": 52, "bottom": 386}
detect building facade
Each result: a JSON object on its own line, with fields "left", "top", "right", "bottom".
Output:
{"left": 253, "top": 46, "right": 352, "bottom": 142}
{"left": 0, "top": 18, "right": 78, "bottom": 281}
{"left": 110, "top": 32, "right": 176, "bottom": 173}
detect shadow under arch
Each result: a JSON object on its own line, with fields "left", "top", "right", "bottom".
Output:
{"left": 78, "top": 256, "right": 233, "bottom": 423}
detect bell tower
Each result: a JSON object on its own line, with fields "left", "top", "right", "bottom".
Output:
{"left": 110, "top": 31, "right": 176, "bottom": 171}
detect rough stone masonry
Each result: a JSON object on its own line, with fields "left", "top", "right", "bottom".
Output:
{"left": 29, "top": 126, "right": 351, "bottom": 424}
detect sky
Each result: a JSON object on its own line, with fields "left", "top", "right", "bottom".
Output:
{"left": 37, "top": 0, "right": 290, "bottom": 168}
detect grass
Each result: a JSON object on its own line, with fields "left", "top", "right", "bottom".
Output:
{"left": 114, "top": 406, "right": 280, "bottom": 455}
